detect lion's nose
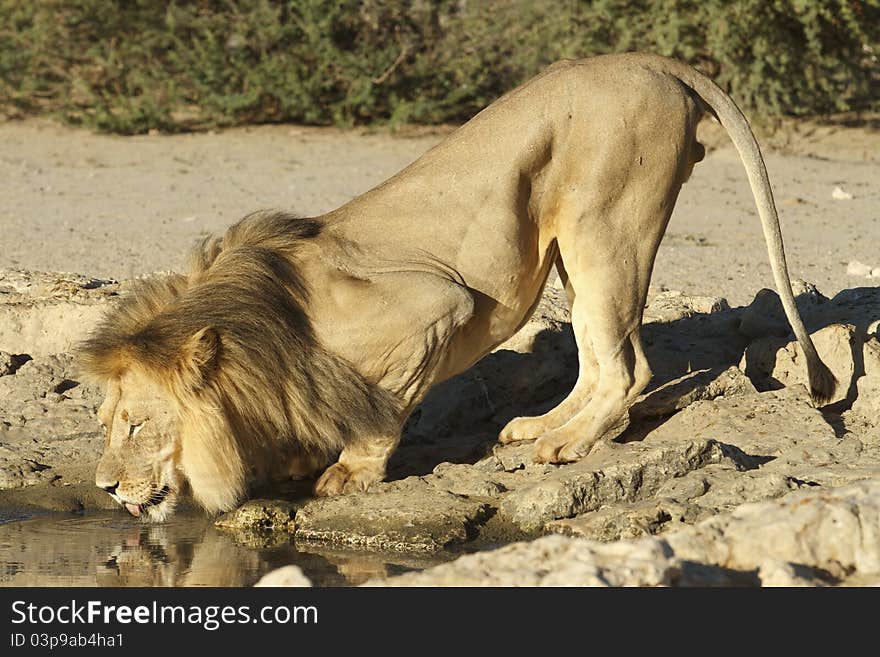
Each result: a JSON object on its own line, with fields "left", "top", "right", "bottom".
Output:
{"left": 100, "top": 482, "right": 119, "bottom": 495}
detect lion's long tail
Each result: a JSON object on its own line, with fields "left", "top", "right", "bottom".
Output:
{"left": 640, "top": 54, "right": 836, "bottom": 406}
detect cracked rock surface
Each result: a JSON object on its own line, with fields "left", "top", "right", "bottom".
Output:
{"left": 3, "top": 268, "right": 880, "bottom": 584}
{"left": 368, "top": 480, "right": 880, "bottom": 586}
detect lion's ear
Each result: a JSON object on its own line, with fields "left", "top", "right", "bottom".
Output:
{"left": 178, "top": 327, "right": 220, "bottom": 388}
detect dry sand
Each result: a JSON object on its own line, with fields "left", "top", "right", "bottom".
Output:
{"left": 1, "top": 118, "right": 877, "bottom": 306}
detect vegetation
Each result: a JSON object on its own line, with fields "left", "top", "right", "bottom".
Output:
{"left": 0, "top": 0, "right": 876, "bottom": 133}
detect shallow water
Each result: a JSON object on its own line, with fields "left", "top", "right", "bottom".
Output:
{"left": 0, "top": 511, "right": 449, "bottom": 587}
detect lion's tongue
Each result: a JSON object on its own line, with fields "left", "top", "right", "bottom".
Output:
{"left": 124, "top": 503, "right": 141, "bottom": 517}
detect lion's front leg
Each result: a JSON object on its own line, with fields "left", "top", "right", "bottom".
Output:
{"left": 314, "top": 433, "right": 400, "bottom": 496}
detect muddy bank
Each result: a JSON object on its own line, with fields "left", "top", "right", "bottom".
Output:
{"left": 2, "top": 266, "right": 879, "bottom": 584}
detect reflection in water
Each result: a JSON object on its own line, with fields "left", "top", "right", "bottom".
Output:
{"left": 0, "top": 512, "right": 450, "bottom": 587}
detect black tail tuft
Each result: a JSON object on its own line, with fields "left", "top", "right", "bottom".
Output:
{"left": 808, "top": 359, "right": 838, "bottom": 407}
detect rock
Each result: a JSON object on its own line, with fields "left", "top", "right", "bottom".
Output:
{"left": 832, "top": 186, "right": 854, "bottom": 200}
{"left": 741, "top": 323, "right": 858, "bottom": 405}
{"left": 737, "top": 283, "right": 827, "bottom": 340}
{"left": 654, "top": 471, "right": 713, "bottom": 500}
{"left": 0, "top": 458, "right": 55, "bottom": 489}
{"left": 756, "top": 559, "right": 818, "bottom": 587}
{"left": 294, "top": 479, "right": 491, "bottom": 552}
{"left": 428, "top": 462, "right": 505, "bottom": 497}
{"left": 214, "top": 499, "right": 300, "bottom": 533}
{"left": 543, "top": 463, "right": 817, "bottom": 542}
{"left": 640, "top": 300, "right": 748, "bottom": 388}
{"left": 846, "top": 261, "right": 872, "bottom": 276}
{"left": 2, "top": 272, "right": 879, "bottom": 584}
{"left": 0, "top": 352, "right": 14, "bottom": 376}
{"left": 647, "top": 387, "right": 834, "bottom": 458}
{"left": 851, "top": 337, "right": 880, "bottom": 418}
{"left": 368, "top": 533, "right": 676, "bottom": 587}
{"left": 546, "top": 498, "right": 692, "bottom": 541}
{"left": 253, "top": 565, "right": 312, "bottom": 587}
{"left": 871, "top": 268, "right": 880, "bottom": 279}
{"left": 643, "top": 290, "right": 729, "bottom": 324}
{"left": 0, "top": 350, "right": 104, "bottom": 496}
{"left": 477, "top": 442, "right": 554, "bottom": 475}
{"left": 630, "top": 365, "right": 756, "bottom": 420}
{"left": 738, "top": 288, "right": 791, "bottom": 339}
{"left": 497, "top": 435, "right": 727, "bottom": 532}
{"left": 682, "top": 468, "right": 808, "bottom": 513}
{"left": 375, "top": 480, "right": 880, "bottom": 586}
{"left": 644, "top": 387, "right": 874, "bottom": 494}
{"left": 789, "top": 279, "right": 827, "bottom": 303}
{"left": 0, "top": 353, "right": 76, "bottom": 403}
{"left": 0, "top": 269, "right": 119, "bottom": 357}
{"left": 0, "top": 269, "right": 116, "bottom": 299}
{"left": 666, "top": 479, "right": 880, "bottom": 582}
{"left": 805, "top": 287, "right": 880, "bottom": 343}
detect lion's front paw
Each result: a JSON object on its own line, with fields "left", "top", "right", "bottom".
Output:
{"left": 499, "top": 416, "right": 547, "bottom": 444}
{"left": 313, "top": 463, "right": 382, "bottom": 497}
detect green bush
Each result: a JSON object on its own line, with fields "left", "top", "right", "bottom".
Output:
{"left": 0, "top": 0, "right": 876, "bottom": 133}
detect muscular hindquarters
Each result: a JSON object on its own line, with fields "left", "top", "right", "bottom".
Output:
{"left": 502, "top": 69, "right": 705, "bottom": 460}
{"left": 317, "top": 62, "right": 708, "bottom": 479}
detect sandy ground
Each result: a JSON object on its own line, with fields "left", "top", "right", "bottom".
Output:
{"left": 1, "top": 118, "right": 877, "bottom": 306}
{"left": 1, "top": 117, "right": 879, "bottom": 586}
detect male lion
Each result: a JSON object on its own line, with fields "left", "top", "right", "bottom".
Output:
{"left": 80, "top": 53, "right": 835, "bottom": 521}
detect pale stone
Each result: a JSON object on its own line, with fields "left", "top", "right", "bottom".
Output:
{"left": 254, "top": 565, "right": 312, "bottom": 587}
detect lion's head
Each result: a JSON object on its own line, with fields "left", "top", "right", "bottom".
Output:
{"left": 81, "top": 272, "right": 246, "bottom": 521}
{"left": 94, "top": 369, "right": 183, "bottom": 521}
{"left": 79, "top": 211, "right": 399, "bottom": 521}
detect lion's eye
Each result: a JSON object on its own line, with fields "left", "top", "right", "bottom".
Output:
{"left": 128, "top": 421, "right": 145, "bottom": 438}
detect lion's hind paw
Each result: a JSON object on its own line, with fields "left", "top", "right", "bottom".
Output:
{"left": 498, "top": 416, "right": 550, "bottom": 444}
{"left": 532, "top": 433, "right": 594, "bottom": 464}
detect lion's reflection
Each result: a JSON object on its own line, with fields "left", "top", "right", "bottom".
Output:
{"left": 95, "top": 520, "right": 262, "bottom": 586}
{"left": 0, "top": 511, "right": 450, "bottom": 586}
{"left": 92, "top": 513, "right": 447, "bottom": 586}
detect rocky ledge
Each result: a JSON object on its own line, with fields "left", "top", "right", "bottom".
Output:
{"left": 1, "top": 268, "right": 879, "bottom": 585}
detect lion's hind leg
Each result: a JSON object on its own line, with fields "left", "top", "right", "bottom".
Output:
{"left": 528, "top": 207, "right": 663, "bottom": 463}
{"left": 532, "top": 318, "right": 650, "bottom": 463}
{"left": 498, "top": 268, "right": 599, "bottom": 443}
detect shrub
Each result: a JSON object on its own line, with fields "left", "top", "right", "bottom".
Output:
{"left": 0, "top": 0, "right": 876, "bottom": 133}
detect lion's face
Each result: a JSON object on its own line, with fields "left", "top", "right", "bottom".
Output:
{"left": 95, "top": 370, "right": 183, "bottom": 522}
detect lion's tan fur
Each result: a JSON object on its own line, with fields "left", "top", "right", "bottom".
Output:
{"left": 82, "top": 53, "right": 834, "bottom": 517}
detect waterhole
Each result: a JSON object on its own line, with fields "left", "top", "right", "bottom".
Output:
{"left": 0, "top": 511, "right": 450, "bottom": 587}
